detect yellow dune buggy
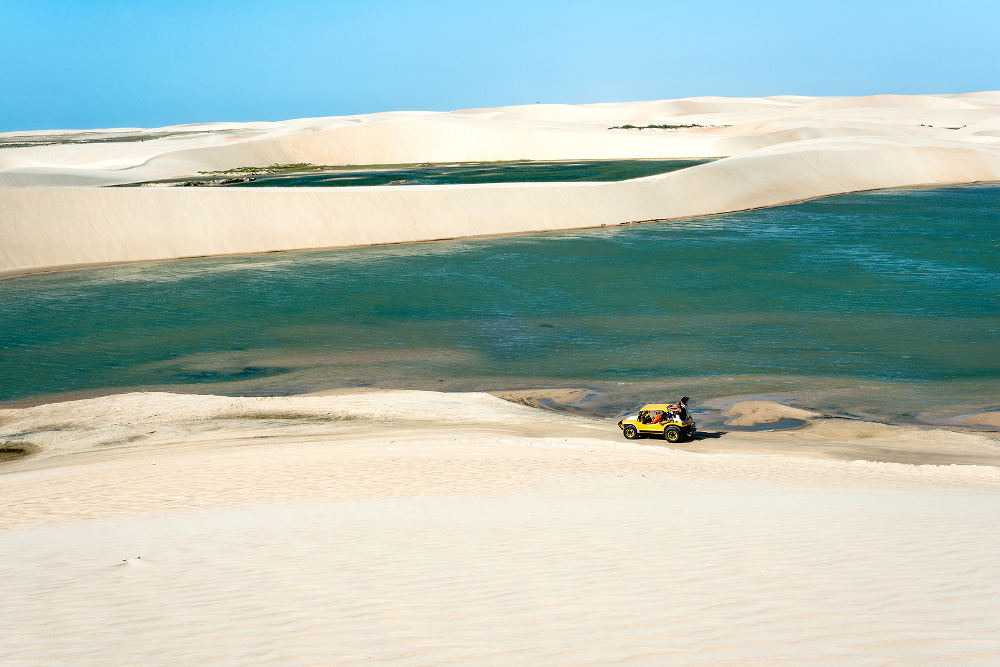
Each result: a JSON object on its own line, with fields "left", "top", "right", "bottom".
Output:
{"left": 617, "top": 403, "right": 697, "bottom": 442}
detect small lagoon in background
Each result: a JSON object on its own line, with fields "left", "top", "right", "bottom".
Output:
{"left": 1, "top": 182, "right": 998, "bottom": 425}
{"left": 139, "top": 158, "right": 713, "bottom": 188}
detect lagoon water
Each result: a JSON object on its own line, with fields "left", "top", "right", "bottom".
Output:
{"left": 1, "top": 183, "right": 998, "bottom": 424}
{"left": 154, "top": 158, "right": 712, "bottom": 187}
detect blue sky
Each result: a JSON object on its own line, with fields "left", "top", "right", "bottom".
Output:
{"left": 2, "top": 0, "right": 998, "bottom": 131}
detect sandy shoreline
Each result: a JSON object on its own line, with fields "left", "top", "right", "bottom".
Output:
{"left": 4, "top": 388, "right": 1000, "bottom": 481}
{"left": 4, "top": 382, "right": 999, "bottom": 455}
{"left": 2, "top": 389, "right": 1000, "bottom": 663}
{"left": 4, "top": 92, "right": 1000, "bottom": 276}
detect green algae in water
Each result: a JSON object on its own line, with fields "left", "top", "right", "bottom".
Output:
{"left": 1, "top": 183, "right": 998, "bottom": 423}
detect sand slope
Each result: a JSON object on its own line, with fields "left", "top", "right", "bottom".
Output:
{"left": 2, "top": 93, "right": 1000, "bottom": 275}
{"left": 2, "top": 390, "right": 1000, "bottom": 663}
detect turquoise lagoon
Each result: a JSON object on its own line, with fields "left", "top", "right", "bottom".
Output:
{"left": 1, "top": 183, "right": 997, "bottom": 425}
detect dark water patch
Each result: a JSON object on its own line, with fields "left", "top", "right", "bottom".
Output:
{"left": 700, "top": 417, "right": 809, "bottom": 432}
{"left": 167, "top": 366, "right": 292, "bottom": 383}
{"left": 133, "top": 158, "right": 712, "bottom": 188}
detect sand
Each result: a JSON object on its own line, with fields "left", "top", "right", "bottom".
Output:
{"left": 724, "top": 399, "right": 820, "bottom": 426}
{"left": 2, "top": 391, "right": 1000, "bottom": 663}
{"left": 961, "top": 411, "right": 1000, "bottom": 428}
{"left": 3, "top": 92, "right": 1000, "bottom": 275}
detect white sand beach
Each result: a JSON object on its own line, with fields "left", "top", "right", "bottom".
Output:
{"left": 3, "top": 93, "right": 1000, "bottom": 275}
{"left": 2, "top": 390, "right": 1000, "bottom": 664}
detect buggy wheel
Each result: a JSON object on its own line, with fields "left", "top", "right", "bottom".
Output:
{"left": 623, "top": 425, "right": 640, "bottom": 440}
{"left": 664, "top": 426, "right": 683, "bottom": 443}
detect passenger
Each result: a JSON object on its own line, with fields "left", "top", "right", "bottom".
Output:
{"left": 665, "top": 398, "right": 687, "bottom": 422}
{"left": 649, "top": 410, "right": 664, "bottom": 424}
{"left": 675, "top": 397, "right": 690, "bottom": 421}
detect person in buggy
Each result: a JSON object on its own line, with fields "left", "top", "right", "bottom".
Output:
{"left": 667, "top": 397, "right": 690, "bottom": 422}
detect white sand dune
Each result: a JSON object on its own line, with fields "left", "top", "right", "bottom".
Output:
{"left": 2, "top": 390, "right": 1000, "bottom": 663}
{"left": 2, "top": 92, "right": 1000, "bottom": 276}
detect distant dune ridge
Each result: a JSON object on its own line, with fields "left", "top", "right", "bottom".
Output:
{"left": 2, "top": 92, "right": 1000, "bottom": 275}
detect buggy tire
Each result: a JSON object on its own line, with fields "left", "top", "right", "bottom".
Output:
{"left": 623, "top": 425, "right": 640, "bottom": 440}
{"left": 664, "top": 426, "right": 683, "bottom": 443}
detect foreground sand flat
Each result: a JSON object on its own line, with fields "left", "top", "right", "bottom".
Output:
{"left": 3, "top": 93, "right": 1000, "bottom": 275}
{"left": 2, "top": 391, "right": 999, "bottom": 663}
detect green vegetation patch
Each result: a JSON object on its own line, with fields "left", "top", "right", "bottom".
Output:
{"left": 198, "top": 163, "right": 329, "bottom": 176}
